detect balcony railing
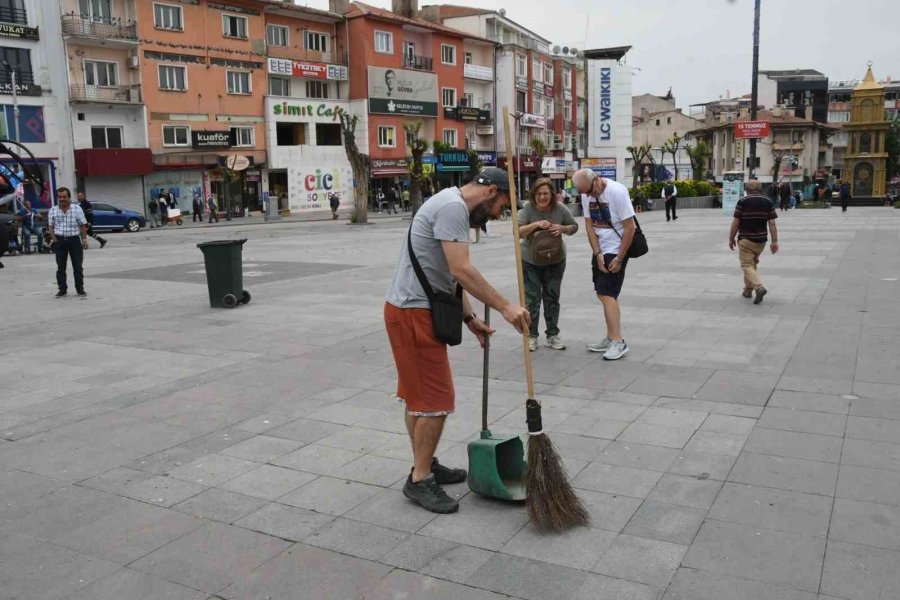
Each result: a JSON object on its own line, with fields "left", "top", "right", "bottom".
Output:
{"left": 69, "top": 84, "right": 142, "bottom": 104}
{"left": 61, "top": 14, "right": 137, "bottom": 41}
{"left": 404, "top": 55, "right": 433, "bottom": 71}
{"left": 0, "top": 6, "right": 27, "bottom": 24}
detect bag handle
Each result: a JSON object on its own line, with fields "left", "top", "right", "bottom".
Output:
{"left": 407, "top": 225, "right": 462, "bottom": 303}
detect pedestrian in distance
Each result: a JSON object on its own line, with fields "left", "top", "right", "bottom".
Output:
{"left": 401, "top": 187, "right": 411, "bottom": 212}
{"left": 518, "top": 177, "right": 579, "bottom": 352}
{"left": 147, "top": 195, "right": 161, "bottom": 228}
{"left": 388, "top": 186, "right": 399, "bottom": 214}
{"left": 384, "top": 166, "right": 530, "bottom": 514}
{"left": 47, "top": 187, "right": 89, "bottom": 297}
{"left": 192, "top": 193, "right": 204, "bottom": 222}
{"left": 376, "top": 188, "right": 386, "bottom": 212}
{"left": 729, "top": 179, "right": 779, "bottom": 304}
{"left": 779, "top": 182, "right": 791, "bottom": 212}
{"left": 575, "top": 168, "right": 635, "bottom": 361}
{"left": 839, "top": 180, "right": 851, "bottom": 212}
{"left": 662, "top": 178, "right": 678, "bottom": 221}
{"left": 16, "top": 199, "right": 45, "bottom": 254}
{"left": 159, "top": 195, "right": 168, "bottom": 226}
{"left": 76, "top": 192, "right": 107, "bottom": 248}
{"left": 329, "top": 191, "right": 340, "bottom": 220}
{"left": 207, "top": 195, "right": 219, "bottom": 223}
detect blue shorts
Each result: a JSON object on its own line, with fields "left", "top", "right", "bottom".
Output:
{"left": 591, "top": 253, "right": 628, "bottom": 299}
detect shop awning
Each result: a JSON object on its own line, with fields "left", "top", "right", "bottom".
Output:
{"left": 372, "top": 168, "right": 409, "bottom": 176}
{"left": 75, "top": 148, "right": 153, "bottom": 177}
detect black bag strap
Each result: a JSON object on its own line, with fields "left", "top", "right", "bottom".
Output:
{"left": 605, "top": 213, "right": 642, "bottom": 241}
{"left": 407, "top": 225, "right": 463, "bottom": 302}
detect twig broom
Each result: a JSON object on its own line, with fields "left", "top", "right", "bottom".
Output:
{"left": 502, "top": 107, "right": 590, "bottom": 532}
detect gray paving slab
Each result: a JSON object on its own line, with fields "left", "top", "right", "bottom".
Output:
{"left": 708, "top": 482, "right": 833, "bottom": 537}
{"left": 234, "top": 502, "right": 334, "bottom": 542}
{"left": 744, "top": 428, "right": 844, "bottom": 463}
{"left": 667, "top": 451, "right": 737, "bottom": 481}
{"left": 173, "top": 488, "right": 269, "bottom": 524}
{"left": 768, "top": 390, "right": 851, "bottom": 414}
{"left": 61, "top": 568, "right": 209, "bottom": 600}
{"left": 420, "top": 543, "right": 496, "bottom": 584}
{"left": 646, "top": 473, "right": 724, "bottom": 509}
{"left": 217, "top": 464, "right": 317, "bottom": 500}
{"left": 821, "top": 539, "right": 900, "bottom": 600}
{"left": 596, "top": 441, "right": 681, "bottom": 471}
{"left": 840, "top": 438, "right": 900, "bottom": 471}
{"left": 663, "top": 567, "right": 818, "bottom": 600}
{"left": 574, "top": 462, "right": 664, "bottom": 498}
{"left": 829, "top": 498, "right": 900, "bottom": 551}
{"left": 624, "top": 501, "right": 706, "bottom": 545}
{"left": 572, "top": 573, "right": 663, "bottom": 600}
{"left": 757, "top": 407, "right": 847, "bottom": 437}
{"left": 728, "top": 452, "right": 839, "bottom": 496}
{"left": 379, "top": 533, "right": 459, "bottom": 571}
{"left": 466, "top": 552, "right": 589, "bottom": 600}
{"left": 500, "top": 523, "right": 618, "bottom": 570}
{"left": 683, "top": 430, "right": 747, "bottom": 456}
{"left": 0, "top": 543, "right": 120, "bottom": 600}
{"left": 592, "top": 533, "right": 687, "bottom": 588}
{"left": 419, "top": 493, "right": 529, "bottom": 551}
{"left": 694, "top": 369, "right": 780, "bottom": 406}
{"left": 276, "top": 475, "right": 381, "bottom": 516}
{"left": 364, "top": 569, "right": 514, "bottom": 600}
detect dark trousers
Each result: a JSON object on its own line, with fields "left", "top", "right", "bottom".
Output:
{"left": 193, "top": 209, "right": 203, "bottom": 222}
{"left": 523, "top": 259, "right": 566, "bottom": 338}
{"left": 665, "top": 197, "right": 677, "bottom": 221}
{"left": 55, "top": 236, "right": 84, "bottom": 292}
{"left": 841, "top": 197, "right": 849, "bottom": 212}
{"left": 86, "top": 223, "right": 106, "bottom": 244}
{"left": 208, "top": 209, "right": 219, "bottom": 223}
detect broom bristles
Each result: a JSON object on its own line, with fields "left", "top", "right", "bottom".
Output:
{"left": 525, "top": 433, "right": 591, "bottom": 531}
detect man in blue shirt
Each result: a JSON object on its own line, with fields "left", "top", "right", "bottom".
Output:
{"left": 16, "top": 199, "right": 44, "bottom": 253}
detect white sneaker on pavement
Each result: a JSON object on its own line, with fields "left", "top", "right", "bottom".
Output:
{"left": 528, "top": 337, "right": 538, "bottom": 352}
{"left": 586, "top": 338, "right": 612, "bottom": 353}
{"left": 546, "top": 335, "right": 566, "bottom": 350}
{"left": 603, "top": 339, "right": 629, "bottom": 361}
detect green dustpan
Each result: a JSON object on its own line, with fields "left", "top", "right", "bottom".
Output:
{"left": 467, "top": 307, "right": 527, "bottom": 501}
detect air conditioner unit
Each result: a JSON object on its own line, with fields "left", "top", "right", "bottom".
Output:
{"left": 128, "top": 55, "right": 140, "bottom": 69}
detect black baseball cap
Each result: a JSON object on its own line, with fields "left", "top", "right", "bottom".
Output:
{"left": 474, "top": 167, "right": 510, "bottom": 193}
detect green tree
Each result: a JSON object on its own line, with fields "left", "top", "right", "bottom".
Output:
{"left": 684, "top": 139, "right": 710, "bottom": 181}
{"left": 466, "top": 148, "right": 484, "bottom": 182}
{"left": 404, "top": 121, "right": 430, "bottom": 216}
{"left": 627, "top": 143, "right": 653, "bottom": 189}
{"left": 660, "top": 133, "right": 684, "bottom": 180}
{"left": 529, "top": 137, "right": 546, "bottom": 177}
{"left": 338, "top": 111, "right": 371, "bottom": 224}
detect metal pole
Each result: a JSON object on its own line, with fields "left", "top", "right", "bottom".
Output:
{"left": 748, "top": 0, "right": 761, "bottom": 179}
{"left": 10, "top": 68, "right": 20, "bottom": 142}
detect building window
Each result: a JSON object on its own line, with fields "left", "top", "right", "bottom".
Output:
{"left": 230, "top": 126, "right": 254, "bottom": 147}
{"left": 269, "top": 76, "right": 289, "bottom": 96}
{"left": 374, "top": 30, "right": 393, "bottom": 54}
{"left": 78, "top": 0, "right": 111, "bottom": 22}
{"left": 464, "top": 52, "right": 472, "bottom": 64}
{"left": 667, "top": 116, "right": 671, "bottom": 124}
{"left": 315, "top": 123, "right": 342, "bottom": 146}
{"left": 515, "top": 53, "right": 526, "bottom": 77}
{"left": 226, "top": 71, "right": 251, "bottom": 94}
{"left": 276, "top": 122, "right": 306, "bottom": 145}
{"left": 0, "top": 0, "right": 26, "bottom": 25}
{"left": 222, "top": 14, "right": 248, "bottom": 39}
{"left": 564, "top": 100, "right": 572, "bottom": 121}
{"left": 153, "top": 3, "right": 183, "bottom": 30}
{"left": 533, "top": 92, "right": 542, "bottom": 115}
{"left": 545, "top": 97, "right": 554, "bottom": 119}
{"left": 158, "top": 64, "right": 186, "bottom": 91}
{"left": 441, "top": 44, "right": 456, "bottom": 65}
{"left": 377, "top": 125, "right": 396, "bottom": 147}
{"left": 267, "top": 24, "right": 288, "bottom": 47}
{"left": 90, "top": 126, "right": 122, "bottom": 149}
{"left": 533, "top": 59, "right": 542, "bottom": 82}
{"left": 518, "top": 128, "right": 527, "bottom": 149}
{"left": 162, "top": 125, "right": 189, "bottom": 146}
{"left": 516, "top": 90, "right": 526, "bottom": 112}
{"left": 0, "top": 47, "right": 32, "bottom": 86}
{"left": 443, "top": 128, "right": 457, "bottom": 147}
{"left": 655, "top": 119, "right": 660, "bottom": 126}
{"left": 442, "top": 87, "right": 456, "bottom": 108}
{"left": 83, "top": 60, "right": 118, "bottom": 87}
{"left": 545, "top": 131, "right": 554, "bottom": 148}
{"left": 462, "top": 92, "right": 474, "bottom": 107}
{"left": 305, "top": 31, "right": 328, "bottom": 52}
{"left": 306, "top": 80, "right": 328, "bottom": 99}
{"left": 563, "top": 66, "right": 571, "bottom": 89}
{"left": 544, "top": 63, "right": 553, "bottom": 84}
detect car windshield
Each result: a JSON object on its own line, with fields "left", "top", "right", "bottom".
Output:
{"left": 92, "top": 203, "right": 117, "bottom": 212}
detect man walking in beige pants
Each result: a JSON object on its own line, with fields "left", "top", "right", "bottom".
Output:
{"left": 729, "top": 179, "right": 779, "bottom": 304}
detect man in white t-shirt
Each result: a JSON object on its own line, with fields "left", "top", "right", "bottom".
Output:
{"left": 575, "top": 169, "right": 635, "bottom": 360}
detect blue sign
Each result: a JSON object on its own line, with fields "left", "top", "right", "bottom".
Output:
{"left": 599, "top": 166, "right": 616, "bottom": 179}
{"left": 477, "top": 151, "right": 497, "bottom": 166}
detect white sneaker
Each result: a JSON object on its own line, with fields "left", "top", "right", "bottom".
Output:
{"left": 603, "top": 340, "right": 629, "bottom": 361}
{"left": 546, "top": 335, "right": 566, "bottom": 350}
{"left": 528, "top": 337, "right": 538, "bottom": 352}
{"left": 586, "top": 338, "right": 612, "bottom": 353}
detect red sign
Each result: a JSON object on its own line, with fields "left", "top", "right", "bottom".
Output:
{"left": 734, "top": 121, "right": 771, "bottom": 139}
{"left": 267, "top": 57, "right": 348, "bottom": 81}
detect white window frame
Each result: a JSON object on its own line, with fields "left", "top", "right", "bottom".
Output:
{"left": 464, "top": 51, "right": 472, "bottom": 65}
{"left": 158, "top": 64, "right": 187, "bottom": 91}
{"left": 80, "top": 0, "right": 111, "bottom": 22}
{"left": 515, "top": 53, "right": 526, "bottom": 77}
{"left": 442, "top": 128, "right": 457, "bottom": 147}
{"left": 545, "top": 97, "right": 554, "bottom": 119}
{"left": 226, "top": 70, "right": 251, "bottom": 95}
{"left": 377, "top": 125, "right": 396, "bottom": 148}
{"left": 463, "top": 92, "right": 474, "bottom": 107}
{"left": 564, "top": 100, "right": 572, "bottom": 121}
{"left": 544, "top": 62, "right": 553, "bottom": 84}
{"left": 83, "top": 59, "right": 119, "bottom": 87}
{"left": 533, "top": 58, "right": 542, "bottom": 82}
{"left": 533, "top": 92, "right": 543, "bottom": 115}
{"left": 374, "top": 30, "right": 393, "bottom": 54}
{"left": 162, "top": 124, "right": 190, "bottom": 147}
{"left": 305, "top": 80, "right": 329, "bottom": 99}
{"left": 305, "top": 31, "right": 329, "bottom": 52}
{"left": 441, "top": 87, "right": 456, "bottom": 108}
{"left": 266, "top": 24, "right": 289, "bottom": 47}
{"left": 269, "top": 76, "right": 289, "bottom": 96}
{"left": 440, "top": 44, "right": 456, "bottom": 65}
{"left": 518, "top": 128, "right": 527, "bottom": 148}
{"left": 222, "top": 13, "right": 248, "bottom": 39}
{"left": 545, "top": 131, "right": 554, "bottom": 148}
{"left": 90, "top": 125, "right": 123, "bottom": 149}
{"left": 230, "top": 126, "right": 254, "bottom": 147}
{"left": 153, "top": 2, "right": 183, "bottom": 31}
{"left": 563, "top": 67, "right": 572, "bottom": 89}
{"left": 516, "top": 90, "right": 527, "bottom": 112}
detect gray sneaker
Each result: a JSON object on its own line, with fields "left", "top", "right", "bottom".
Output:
{"left": 546, "top": 335, "right": 566, "bottom": 350}
{"left": 603, "top": 339, "right": 629, "bottom": 361}
{"left": 403, "top": 474, "right": 459, "bottom": 513}
{"left": 586, "top": 338, "right": 612, "bottom": 353}
{"left": 528, "top": 336, "right": 538, "bottom": 352}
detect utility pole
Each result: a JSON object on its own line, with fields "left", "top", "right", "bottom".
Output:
{"left": 2, "top": 60, "right": 21, "bottom": 142}
{"left": 512, "top": 111, "right": 525, "bottom": 200}
{"left": 748, "top": 0, "right": 761, "bottom": 179}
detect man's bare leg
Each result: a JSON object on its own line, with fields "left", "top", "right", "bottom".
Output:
{"left": 598, "top": 294, "right": 622, "bottom": 340}
{"left": 411, "top": 415, "right": 446, "bottom": 482}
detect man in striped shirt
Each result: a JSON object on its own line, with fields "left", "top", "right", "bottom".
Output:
{"left": 729, "top": 179, "right": 779, "bottom": 305}
{"left": 47, "top": 187, "right": 88, "bottom": 297}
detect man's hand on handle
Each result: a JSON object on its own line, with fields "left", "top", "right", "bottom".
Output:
{"left": 467, "top": 318, "right": 495, "bottom": 348}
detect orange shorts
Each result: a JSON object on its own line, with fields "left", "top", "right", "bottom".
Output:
{"left": 384, "top": 302, "right": 455, "bottom": 416}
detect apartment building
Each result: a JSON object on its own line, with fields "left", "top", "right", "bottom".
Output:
{"left": 61, "top": 0, "right": 151, "bottom": 212}
{"left": 0, "top": 0, "right": 74, "bottom": 204}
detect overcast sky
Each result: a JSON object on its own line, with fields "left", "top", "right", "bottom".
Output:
{"left": 303, "top": 0, "right": 898, "bottom": 111}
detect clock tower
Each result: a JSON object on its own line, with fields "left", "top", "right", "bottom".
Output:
{"left": 843, "top": 64, "right": 889, "bottom": 201}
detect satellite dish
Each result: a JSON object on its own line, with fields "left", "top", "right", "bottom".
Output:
{"left": 561, "top": 46, "right": 569, "bottom": 55}
{"left": 498, "top": 8, "right": 506, "bottom": 16}
{"left": 576, "top": 51, "right": 584, "bottom": 58}
{"left": 552, "top": 45, "right": 561, "bottom": 54}
{"left": 569, "top": 47, "right": 578, "bottom": 55}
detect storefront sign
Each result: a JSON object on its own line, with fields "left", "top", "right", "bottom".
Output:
{"left": 464, "top": 64, "right": 493, "bottom": 81}
{"left": 367, "top": 66, "right": 438, "bottom": 117}
{"left": 192, "top": 130, "right": 231, "bottom": 149}
{"left": 245, "top": 169, "right": 261, "bottom": 182}
{"left": 520, "top": 113, "right": 546, "bottom": 128}
{"left": 271, "top": 100, "right": 344, "bottom": 121}
{"left": 437, "top": 150, "right": 470, "bottom": 172}
{"left": 0, "top": 22, "right": 39, "bottom": 40}
{"left": 267, "top": 57, "right": 347, "bottom": 81}
{"left": 475, "top": 125, "right": 494, "bottom": 136}
{"left": 734, "top": 120, "right": 771, "bottom": 139}
{"left": 225, "top": 154, "right": 250, "bottom": 171}
{"left": 563, "top": 89, "right": 572, "bottom": 101}
{"left": 541, "top": 157, "right": 567, "bottom": 174}
{"left": 598, "top": 67, "right": 612, "bottom": 141}
{"left": 443, "top": 106, "right": 490, "bottom": 122}
{"left": 544, "top": 85, "right": 554, "bottom": 96}
{"left": 582, "top": 157, "right": 617, "bottom": 179}
{"left": 498, "top": 156, "right": 538, "bottom": 171}
{"left": 0, "top": 81, "right": 41, "bottom": 96}
{"left": 288, "top": 165, "right": 353, "bottom": 211}
{"left": 515, "top": 76, "right": 528, "bottom": 91}
{"left": 532, "top": 81, "right": 542, "bottom": 93}
{"left": 477, "top": 151, "right": 497, "bottom": 166}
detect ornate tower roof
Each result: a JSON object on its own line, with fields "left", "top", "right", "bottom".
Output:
{"left": 855, "top": 64, "right": 882, "bottom": 91}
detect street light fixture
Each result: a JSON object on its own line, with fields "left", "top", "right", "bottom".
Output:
{"left": 1, "top": 59, "right": 21, "bottom": 142}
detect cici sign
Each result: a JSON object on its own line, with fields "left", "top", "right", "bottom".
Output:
{"left": 734, "top": 121, "right": 771, "bottom": 139}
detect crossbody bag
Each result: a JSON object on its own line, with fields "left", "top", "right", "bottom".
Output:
{"left": 607, "top": 214, "right": 649, "bottom": 259}
{"left": 407, "top": 226, "right": 464, "bottom": 346}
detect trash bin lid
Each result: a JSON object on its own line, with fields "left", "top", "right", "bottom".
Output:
{"left": 197, "top": 238, "right": 247, "bottom": 249}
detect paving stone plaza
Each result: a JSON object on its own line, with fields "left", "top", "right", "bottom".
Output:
{"left": 1, "top": 206, "right": 899, "bottom": 600}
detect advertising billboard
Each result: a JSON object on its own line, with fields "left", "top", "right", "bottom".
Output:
{"left": 288, "top": 165, "right": 353, "bottom": 211}
{"left": 367, "top": 66, "right": 438, "bottom": 117}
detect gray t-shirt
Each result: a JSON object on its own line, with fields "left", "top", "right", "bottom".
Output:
{"left": 518, "top": 201, "right": 579, "bottom": 264}
{"left": 385, "top": 187, "right": 469, "bottom": 309}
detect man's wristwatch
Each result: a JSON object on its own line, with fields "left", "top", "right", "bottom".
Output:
{"left": 464, "top": 313, "right": 477, "bottom": 324}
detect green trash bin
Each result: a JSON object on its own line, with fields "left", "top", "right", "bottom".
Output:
{"left": 196, "top": 239, "right": 250, "bottom": 308}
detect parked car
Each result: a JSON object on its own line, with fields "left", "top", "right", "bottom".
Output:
{"left": 89, "top": 202, "right": 145, "bottom": 232}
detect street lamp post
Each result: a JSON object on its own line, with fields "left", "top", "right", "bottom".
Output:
{"left": 512, "top": 111, "right": 525, "bottom": 200}
{"left": 1, "top": 60, "right": 21, "bottom": 142}
{"left": 748, "top": 0, "right": 761, "bottom": 179}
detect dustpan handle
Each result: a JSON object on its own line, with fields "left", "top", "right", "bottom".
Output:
{"left": 482, "top": 306, "right": 490, "bottom": 432}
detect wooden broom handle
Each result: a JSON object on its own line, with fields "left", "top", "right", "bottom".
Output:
{"left": 502, "top": 107, "right": 536, "bottom": 400}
